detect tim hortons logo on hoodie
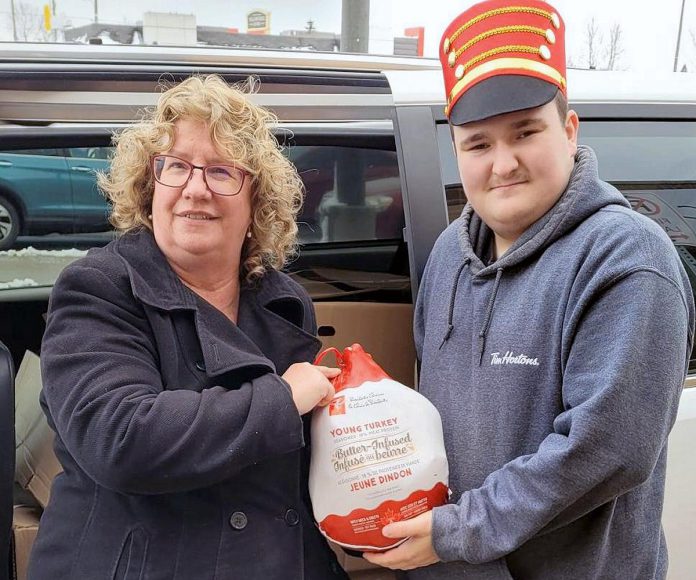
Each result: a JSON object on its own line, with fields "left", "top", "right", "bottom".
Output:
{"left": 490, "top": 351, "right": 540, "bottom": 366}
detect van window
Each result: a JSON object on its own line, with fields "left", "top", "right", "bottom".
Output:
{"left": 0, "top": 141, "right": 409, "bottom": 301}
{"left": 621, "top": 186, "right": 696, "bottom": 290}
{"left": 290, "top": 145, "right": 403, "bottom": 245}
{"left": 435, "top": 120, "right": 696, "bottom": 371}
{"left": 580, "top": 122, "right": 696, "bottom": 183}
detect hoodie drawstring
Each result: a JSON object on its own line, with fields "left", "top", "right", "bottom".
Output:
{"left": 439, "top": 258, "right": 470, "bottom": 350}
{"left": 478, "top": 267, "right": 504, "bottom": 365}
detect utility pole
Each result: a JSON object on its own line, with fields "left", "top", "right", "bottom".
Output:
{"left": 673, "top": 0, "right": 686, "bottom": 72}
{"left": 94, "top": 0, "right": 98, "bottom": 23}
{"left": 10, "top": 0, "right": 17, "bottom": 41}
{"left": 341, "top": 0, "right": 369, "bottom": 53}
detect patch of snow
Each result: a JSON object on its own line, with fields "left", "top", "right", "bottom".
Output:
{"left": 0, "top": 247, "right": 88, "bottom": 258}
{"left": 0, "top": 278, "right": 38, "bottom": 289}
{"left": 97, "top": 32, "right": 121, "bottom": 44}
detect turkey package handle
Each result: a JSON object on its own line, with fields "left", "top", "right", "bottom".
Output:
{"left": 314, "top": 344, "right": 390, "bottom": 394}
{"left": 314, "top": 347, "right": 344, "bottom": 368}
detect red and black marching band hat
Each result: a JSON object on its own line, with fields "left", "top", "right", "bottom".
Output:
{"left": 440, "top": 0, "right": 567, "bottom": 125}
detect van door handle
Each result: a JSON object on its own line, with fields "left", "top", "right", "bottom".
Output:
{"left": 71, "top": 166, "right": 92, "bottom": 172}
{"left": 0, "top": 160, "right": 12, "bottom": 167}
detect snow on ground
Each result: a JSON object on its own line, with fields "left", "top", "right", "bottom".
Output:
{"left": 0, "top": 247, "right": 88, "bottom": 288}
{"left": 0, "top": 278, "right": 39, "bottom": 289}
{"left": 0, "top": 247, "right": 88, "bottom": 258}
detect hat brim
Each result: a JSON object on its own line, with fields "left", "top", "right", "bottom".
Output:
{"left": 449, "top": 75, "right": 559, "bottom": 125}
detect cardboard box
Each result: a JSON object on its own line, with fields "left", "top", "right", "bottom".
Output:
{"left": 314, "top": 302, "right": 416, "bottom": 389}
{"left": 12, "top": 506, "right": 40, "bottom": 580}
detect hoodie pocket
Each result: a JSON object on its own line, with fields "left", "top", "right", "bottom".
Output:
{"left": 112, "top": 527, "right": 149, "bottom": 580}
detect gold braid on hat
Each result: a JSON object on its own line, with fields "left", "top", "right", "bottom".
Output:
{"left": 448, "top": 25, "right": 555, "bottom": 67}
{"left": 443, "top": 5, "right": 560, "bottom": 53}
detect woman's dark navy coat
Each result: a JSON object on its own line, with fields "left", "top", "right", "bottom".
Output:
{"left": 28, "top": 230, "right": 346, "bottom": 580}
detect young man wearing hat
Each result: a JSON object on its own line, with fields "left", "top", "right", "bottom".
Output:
{"left": 364, "top": 1, "right": 694, "bottom": 578}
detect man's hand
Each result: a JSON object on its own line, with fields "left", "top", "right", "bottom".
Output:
{"left": 363, "top": 511, "right": 440, "bottom": 570}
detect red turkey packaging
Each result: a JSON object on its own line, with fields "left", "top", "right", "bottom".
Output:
{"left": 309, "top": 344, "right": 449, "bottom": 551}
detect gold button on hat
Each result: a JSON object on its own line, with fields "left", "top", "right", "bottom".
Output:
{"left": 551, "top": 12, "right": 560, "bottom": 29}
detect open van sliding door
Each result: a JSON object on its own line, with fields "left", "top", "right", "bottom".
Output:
{"left": 0, "top": 122, "right": 410, "bottom": 580}
{"left": 391, "top": 105, "right": 450, "bottom": 294}
{"left": 0, "top": 50, "right": 428, "bottom": 580}
{"left": 280, "top": 124, "right": 416, "bottom": 390}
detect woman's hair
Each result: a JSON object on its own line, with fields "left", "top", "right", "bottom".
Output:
{"left": 98, "top": 74, "right": 303, "bottom": 281}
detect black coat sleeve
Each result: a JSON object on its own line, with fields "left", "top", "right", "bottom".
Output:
{"left": 41, "top": 260, "right": 305, "bottom": 495}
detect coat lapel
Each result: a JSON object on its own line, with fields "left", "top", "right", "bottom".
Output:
{"left": 112, "top": 230, "right": 320, "bottom": 378}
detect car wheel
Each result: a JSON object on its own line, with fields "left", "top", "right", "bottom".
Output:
{"left": 0, "top": 196, "right": 20, "bottom": 251}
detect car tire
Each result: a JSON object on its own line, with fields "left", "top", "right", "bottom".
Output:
{"left": 0, "top": 195, "right": 20, "bottom": 251}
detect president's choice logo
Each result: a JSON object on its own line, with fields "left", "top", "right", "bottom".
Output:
{"left": 490, "top": 351, "right": 540, "bottom": 366}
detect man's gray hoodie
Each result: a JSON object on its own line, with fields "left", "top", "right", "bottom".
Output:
{"left": 410, "top": 146, "right": 694, "bottom": 579}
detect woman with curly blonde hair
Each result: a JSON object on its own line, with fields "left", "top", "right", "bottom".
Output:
{"left": 30, "top": 75, "right": 348, "bottom": 580}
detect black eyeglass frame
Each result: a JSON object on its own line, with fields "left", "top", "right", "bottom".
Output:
{"left": 151, "top": 154, "right": 249, "bottom": 197}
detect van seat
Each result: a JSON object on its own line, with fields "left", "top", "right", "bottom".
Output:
{"left": 11, "top": 506, "right": 40, "bottom": 580}
{"left": 12, "top": 351, "right": 60, "bottom": 580}
{"left": 15, "top": 351, "right": 61, "bottom": 510}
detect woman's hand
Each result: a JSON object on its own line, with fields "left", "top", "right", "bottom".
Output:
{"left": 282, "top": 363, "right": 339, "bottom": 415}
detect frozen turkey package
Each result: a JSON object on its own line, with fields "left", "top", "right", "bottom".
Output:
{"left": 309, "top": 344, "right": 449, "bottom": 551}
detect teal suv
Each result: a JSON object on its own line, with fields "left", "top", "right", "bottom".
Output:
{"left": 0, "top": 147, "right": 111, "bottom": 250}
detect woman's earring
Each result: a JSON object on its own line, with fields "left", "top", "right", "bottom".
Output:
{"left": 148, "top": 214, "right": 153, "bottom": 220}
{"left": 246, "top": 230, "right": 252, "bottom": 239}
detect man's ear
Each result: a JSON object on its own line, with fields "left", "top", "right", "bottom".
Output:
{"left": 565, "top": 109, "right": 580, "bottom": 157}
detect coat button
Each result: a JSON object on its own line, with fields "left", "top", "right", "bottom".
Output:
{"left": 284, "top": 508, "right": 300, "bottom": 526}
{"left": 195, "top": 361, "right": 206, "bottom": 372}
{"left": 229, "top": 511, "right": 248, "bottom": 530}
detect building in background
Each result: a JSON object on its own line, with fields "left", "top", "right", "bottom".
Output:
{"left": 143, "top": 13, "right": 196, "bottom": 46}
{"left": 64, "top": 13, "right": 340, "bottom": 51}
{"left": 62, "top": 9, "right": 422, "bottom": 55}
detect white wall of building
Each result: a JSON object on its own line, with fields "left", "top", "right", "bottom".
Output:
{"left": 143, "top": 12, "right": 197, "bottom": 46}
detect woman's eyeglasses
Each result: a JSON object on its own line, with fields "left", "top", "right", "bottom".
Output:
{"left": 152, "top": 154, "right": 248, "bottom": 196}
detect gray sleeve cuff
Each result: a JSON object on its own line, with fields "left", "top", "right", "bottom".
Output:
{"left": 432, "top": 503, "right": 469, "bottom": 562}
{"left": 432, "top": 502, "right": 516, "bottom": 576}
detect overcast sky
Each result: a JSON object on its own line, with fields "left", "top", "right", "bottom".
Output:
{"left": 2, "top": 0, "right": 696, "bottom": 72}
